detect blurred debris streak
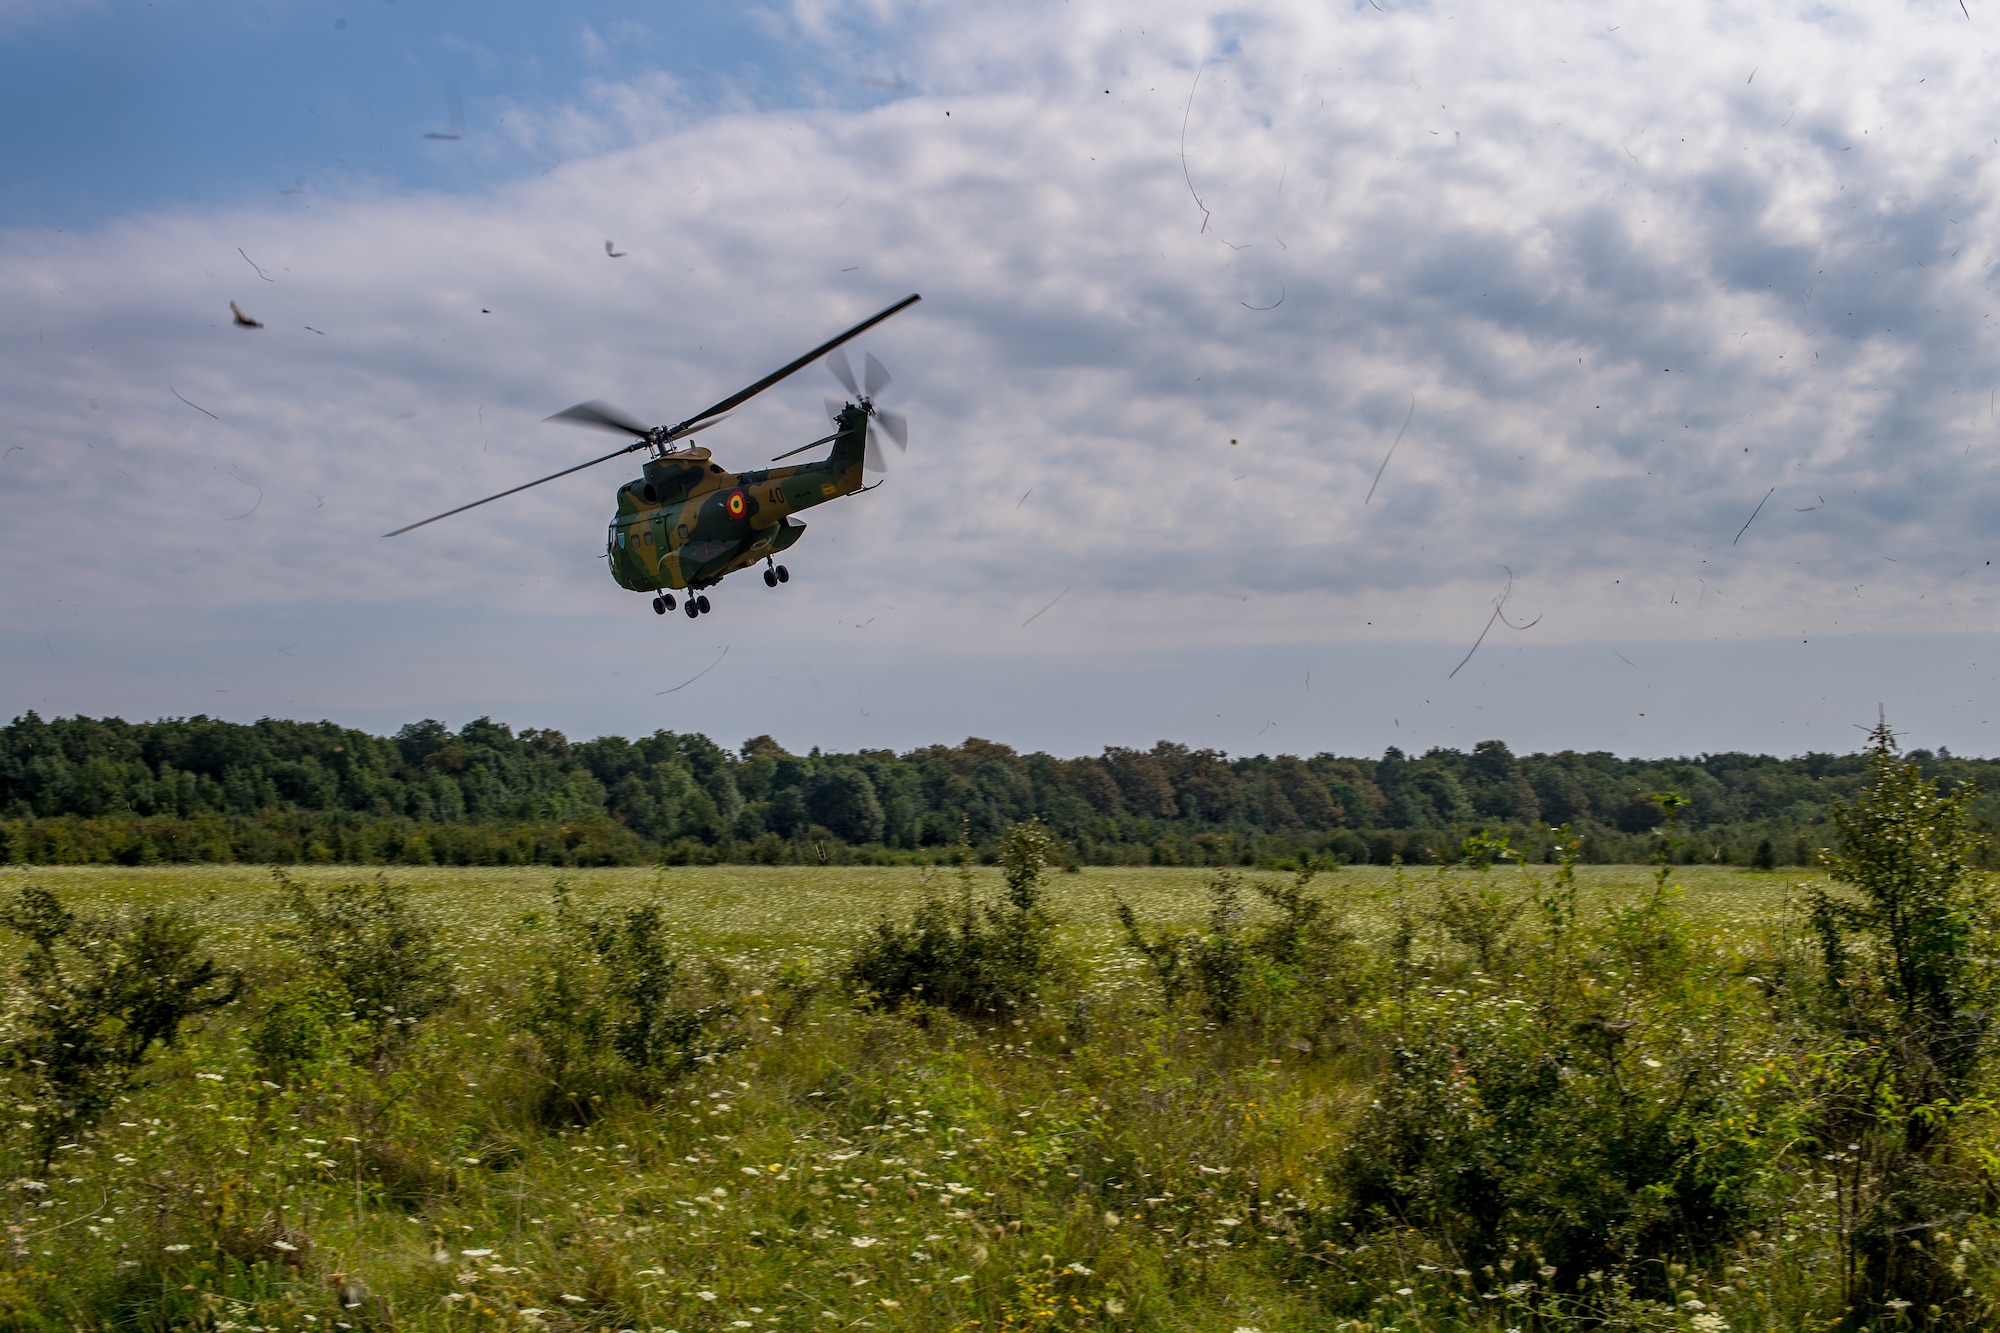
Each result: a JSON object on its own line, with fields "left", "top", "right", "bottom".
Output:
{"left": 1448, "top": 566, "right": 1541, "bottom": 679}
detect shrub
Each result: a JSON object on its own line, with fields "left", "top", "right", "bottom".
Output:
{"left": 248, "top": 982, "right": 360, "bottom": 1084}
{"left": 1118, "top": 862, "right": 1364, "bottom": 1029}
{"left": 519, "top": 884, "right": 743, "bottom": 1119}
{"left": 1336, "top": 875, "right": 1790, "bottom": 1289}
{"left": 848, "top": 818, "right": 1061, "bottom": 1018}
{"left": 0, "top": 885, "right": 241, "bottom": 1164}
{"left": 269, "top": 869, "right": 456, "bottom": 1052}
{"left": 1802, "top": 719, "right": 1993, "bottom": 1317}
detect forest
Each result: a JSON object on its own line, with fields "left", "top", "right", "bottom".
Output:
{"left": 2, "top": 710, "right": 1994, "bottom": 866}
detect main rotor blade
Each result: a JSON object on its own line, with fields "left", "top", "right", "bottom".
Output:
{"left": 863, "top": 352, "right": 891, "bottom": 398}
{"left": 826, "top": 348, "right": 859, "bottom": 395}
{"left": 545, "top": 399, "right": 654, "bottom": 437}
{"left": 665, "top": 292, "right": 920, "bottom": 437}
{"left": 382, "top": 440, "right": 645, "bottom": 537}
{"left": 875, "top": 408, "right": 908, "bottom": 449}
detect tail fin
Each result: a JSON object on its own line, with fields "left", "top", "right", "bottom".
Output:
{"left": 827, "top": 401, "right": 870, "bottom": 475}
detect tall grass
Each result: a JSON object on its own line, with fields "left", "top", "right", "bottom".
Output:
{"left": 0, "top": 832, "right": 1993, "bottom": 1332}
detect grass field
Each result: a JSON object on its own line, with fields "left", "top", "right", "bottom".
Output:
{"left": 0, "top": 861, "right": 1799, "bottom": 953}
{"left": 0, "top": 858, "right": 1982, "bottom": 1332}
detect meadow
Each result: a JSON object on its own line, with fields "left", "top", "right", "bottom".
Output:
{"left": 1, "top": 794, "right": 1993, "bottom": 1333}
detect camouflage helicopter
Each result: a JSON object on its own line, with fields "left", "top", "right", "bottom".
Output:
{"left": 385, "top": 294, "right": 920, "bottom": 618}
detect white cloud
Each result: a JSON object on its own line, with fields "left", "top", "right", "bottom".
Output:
{"left": 3, "top": 0, "right": 1999, "bottom": 746}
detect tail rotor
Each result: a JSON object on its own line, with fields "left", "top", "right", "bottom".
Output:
{"left": 826, "top": 349, "right": 910, "bottom": 473}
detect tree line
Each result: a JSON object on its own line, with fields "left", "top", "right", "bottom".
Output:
{"left": 1, "top": 710, "right": 1993, "bottom": 866}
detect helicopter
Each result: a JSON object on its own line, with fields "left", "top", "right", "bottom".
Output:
{"left": 384, "top": 294, "right": 921, "bottom": 618}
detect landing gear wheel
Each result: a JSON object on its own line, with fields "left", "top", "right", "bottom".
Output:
{"left": 651, "top": 596, "right": 666, "bottom": 615}
{"left": 684, "top": 600, "right": 700, "bottom": 619}
{"left": 775, "top": 565, "right": 790, "bottom": 583}
{"left": 763, "top": 569, "right": 778, "bottom": 587}
{"left": 696, "top": 595, "right": 712, "bottom": 614}
{"left": 663, "top": 594, "right": 677, "bottom": 611}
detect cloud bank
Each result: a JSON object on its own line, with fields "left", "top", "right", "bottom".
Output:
{"left": 3, "top": 0, "right": 1999, "bottom": 751}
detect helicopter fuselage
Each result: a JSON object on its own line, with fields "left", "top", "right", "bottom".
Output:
{"left": 607, "top": 402, "right": 869, "bottom": 592}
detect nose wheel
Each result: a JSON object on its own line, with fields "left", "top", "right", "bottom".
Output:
{"left": 764, "top": 563, "right": 790, "bottom": 587}
{"left": 681, "top": 594, "right": 713, "bottom": 618}
{"left": 651, "top": 594, "right": 678, "bottom": 615}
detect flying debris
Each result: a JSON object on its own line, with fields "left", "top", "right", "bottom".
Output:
{"left": 230, "top": 301, "right": 264, "bottom": 329}
{"left": 605, "top": 241, "right": 627, "bottom": 258}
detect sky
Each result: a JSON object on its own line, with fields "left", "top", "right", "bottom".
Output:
{"left": 4, "top": 0, "right": 2000, "bottom": 761}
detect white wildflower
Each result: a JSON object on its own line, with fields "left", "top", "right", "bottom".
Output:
{"left": 272, "top": 1241, "right": 298, "bottom": 1253}
{"left": 559, "top": 1294, "right": 586, "bottom": 1304}
{"left": 460, "top": 1249, "right": 494, "bottom": 1258}
{"left": 1065, "top": 1263, "right": 1092, "bottom": 1275}
{"left": 695, "top": 1291, "right": 718, "bottom": 1302}
{"left": 851, "top": 1236, "right": 880, "bottom": 1248}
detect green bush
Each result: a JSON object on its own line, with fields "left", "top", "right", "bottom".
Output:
{"left": 1803, "top": 720, "right": 1994, "bottom": 1318}
{"left": 1335, "top": 972, "right": 1784, "bottom": 1282}
{"left": 848, "top": 818, "right": 1062, "bottom": 1018}
{"left": 247, "top": 982, "right": 361, "bottom": 1084}
{"left": 268, "top": 869, "right": 456, "bottom": 1052}
{"left": 518, "top": 884, "right": 743, "bottom": 1120}
{"left": 0, "top": 885, "right": 240, "bottom": 1164}
{"left": 1336, "top": 816, "right": 1805, "bottom": 1296}
{"left": 1118, "top": 863, "right": 1365, "bottom": 1031}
